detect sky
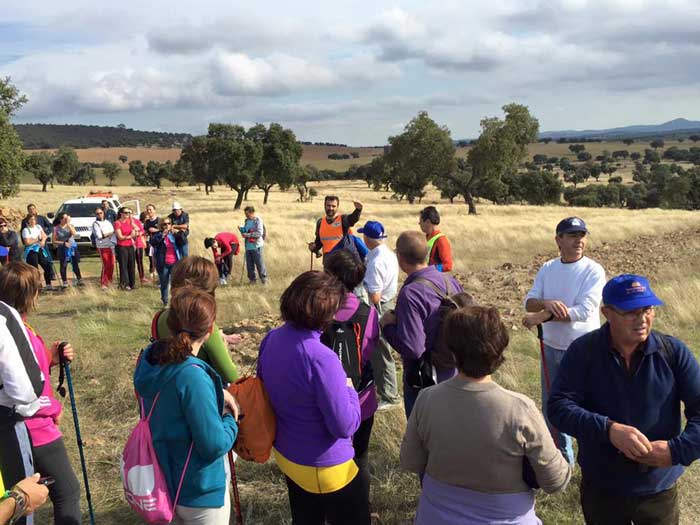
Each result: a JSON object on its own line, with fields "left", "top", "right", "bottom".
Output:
{"left": 3, "top": 0, "right": 700, "bottom": 145}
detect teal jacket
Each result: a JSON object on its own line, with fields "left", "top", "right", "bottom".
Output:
{"left": 133, "top": 343, "right": 237, "bottom": 508}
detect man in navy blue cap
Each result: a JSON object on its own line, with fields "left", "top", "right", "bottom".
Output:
{"left": 358, "top": 220, "right": 401, "bottom": 409}
{"left": 548, "top": 274, "right": 700, "bottom": 524}
{"left": 523, "top": 217, "right": 606, "bottom": 464}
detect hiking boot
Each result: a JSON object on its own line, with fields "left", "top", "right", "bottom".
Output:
{"left": 44, "top": 284, "right": 55, "bottom": 292}
{"left": 219, "top": 277, "right": 227, "bottom": 286}
{"left": 61, "top": 281, "right": 69, "bottom": 288}
{"left": 101, "top": 285, "right": 108, "bottom": 291}
{"left": 75, "top": 279, "right": 84, "bottom": 286}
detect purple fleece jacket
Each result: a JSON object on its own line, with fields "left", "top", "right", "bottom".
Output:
{"left": 383, "top": 265, "right": 463, "bottom": 382}
{"left": 258, "top": 322, "right": 361, "bottom": 466}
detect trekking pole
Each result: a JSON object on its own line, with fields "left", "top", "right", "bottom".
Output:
{"left": 310, "top": 251, "right": 314, "bottom": 271}
{"left": 228, "top": 450, "right": 243, "bottom": 525}
{"left": 57, "top": 344, "right": 96, "bottom": 525}
{"left": 537, "top": 325, "right": 560, "bottom": 445}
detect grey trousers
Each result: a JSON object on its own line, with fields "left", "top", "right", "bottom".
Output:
{"left": 371, "top": 300, "right": 401, "bottom": 404}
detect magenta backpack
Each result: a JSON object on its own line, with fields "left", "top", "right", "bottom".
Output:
{"left": 121, "top": 386, "right": 194, "bottom": 523}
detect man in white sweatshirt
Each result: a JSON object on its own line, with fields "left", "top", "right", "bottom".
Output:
{"left": 0, "top": 300, "right": 43, "bottom": 523}
{"left": 523, "top": 217, "right": 606, "bottom": 464}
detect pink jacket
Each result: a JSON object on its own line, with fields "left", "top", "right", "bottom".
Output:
{"left": 23, "top": 323, "right": 63, "bottom": 447}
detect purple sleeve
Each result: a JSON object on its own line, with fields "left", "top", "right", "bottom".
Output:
{"left": 310, "top": 345, "right": 361, "bottom": 439}
{"left": 382, "top": 290, "right": 427, "bottom": 361}
{"left": 361, "top": 308, "right": 380, "bottom": 365}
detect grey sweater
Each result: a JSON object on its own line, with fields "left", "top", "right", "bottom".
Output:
{"left": 401, "top": 375, "right": 571, "bottom": 494}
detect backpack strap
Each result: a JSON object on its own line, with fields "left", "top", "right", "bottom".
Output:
{"left": 349, "top": 302, "right": 371, "bottom": 378}
{"left": 653, "top": 331, "right": 677, "bottom": 374}
{"left": 138, "top": 363, "right": 199, "bottom": 507}
{"left": 413, "top": 276, "right": 457, "bottom": 307}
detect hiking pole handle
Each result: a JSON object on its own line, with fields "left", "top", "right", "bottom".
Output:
{"left": 60, "top": 344, "right": 97, "bottom": 525}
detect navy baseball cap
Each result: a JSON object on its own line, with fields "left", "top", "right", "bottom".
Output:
{"left": 357, "top": 221, "right": 387, "bottom": 240}
{"left": 602, "top": 274, "right": 664, "bottom": 311}
{"left": 556, "top": 217, "right": 588, "bottom": 235}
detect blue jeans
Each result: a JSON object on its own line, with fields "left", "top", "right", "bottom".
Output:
{"left": 245, "top": 248, "right": 267, "bottom": 283}
{"left": 180, "top": 242, "right": 189, "bottom": 257}
{"left": 541, "top": 343, "right": 575, "bottom": 464}
{"left": 159, "top": 264, "right": 174, "bottom": 305}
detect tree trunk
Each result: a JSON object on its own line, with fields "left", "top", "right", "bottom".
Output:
{"left": 263, "top": 187, "right": 271, "bottom": 205}
{"left": 233, "top": 189, "right": 245, "bottom": 209}
{"left": 244, "top": 189, "right": 249, "bottom": 200}
{"left": 464, "top": 191, "right": 477, "bottom": 215}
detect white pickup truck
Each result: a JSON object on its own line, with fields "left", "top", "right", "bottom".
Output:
{"left": 48, "top": 192, "right": 141, "bottom": 247}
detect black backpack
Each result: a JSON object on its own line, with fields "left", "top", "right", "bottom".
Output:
{"left": 321, "top": 302, "right": 373, "bottom": 392}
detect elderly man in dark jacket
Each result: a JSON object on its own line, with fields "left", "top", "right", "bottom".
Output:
{"left": 548, "top": 274, "right": 700, "bottom": 525}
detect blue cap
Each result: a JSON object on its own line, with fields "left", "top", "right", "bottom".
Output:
{"left": 556, "top": 217, "right": 588, "bottom": 235}
{"left": 357, "top": 221, "right": 387, "bottom": 240}
{"left": 602, "top": 274, "right": 663, "bottom": 311}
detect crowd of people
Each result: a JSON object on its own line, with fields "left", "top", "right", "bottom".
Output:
{"left": 1, "top": 193, "right": 700, "bottom": 525}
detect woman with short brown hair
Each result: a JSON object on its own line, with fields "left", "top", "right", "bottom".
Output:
{"left": 401, "top": 306, "right": 571, "bottom": 525}
{"left": 259, "top": 271, "right": 370, "bottom": 524}
{"left": 151, "top": 256, "right": 239, "bottom": 384}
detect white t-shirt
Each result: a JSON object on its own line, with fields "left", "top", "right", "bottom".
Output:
{"left": 21, "top": 225, "right": 43, "bottom": 241}
{"left": 364, "top": 243, "right": 399, "bottom": 303}
{"left": 524, "top": 256, "right": 606, "bottom": 351}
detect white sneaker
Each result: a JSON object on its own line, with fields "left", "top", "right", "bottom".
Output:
{"left": 219, "top": 277, "right": 227, "bottom": 285}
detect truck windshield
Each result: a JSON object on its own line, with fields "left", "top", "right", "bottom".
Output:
{"left": 56, "top": 203, "right": 102, "bottom": 217}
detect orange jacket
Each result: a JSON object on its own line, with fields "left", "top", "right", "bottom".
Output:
{"left": 427, "top": 231, "right": 453, "bottom": 272}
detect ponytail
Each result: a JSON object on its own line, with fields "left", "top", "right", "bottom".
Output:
{"left": 152, "top": 287, "right": 217, "bottom": 365}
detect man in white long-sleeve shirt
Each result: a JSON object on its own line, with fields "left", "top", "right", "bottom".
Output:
{"left": 0, "top": 300, "right": 43, "bottom": 523}
{"left": 523, "top": 217, "right": 606, "bottom": 464}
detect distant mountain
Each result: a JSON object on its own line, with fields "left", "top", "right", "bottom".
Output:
{"left": 540, "top": 118, "right": 700, "bottom": 140}
{"left": 15, "top": 123, "right": 192, "bottom": 149}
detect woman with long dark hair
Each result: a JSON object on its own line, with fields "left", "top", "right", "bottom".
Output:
{"left": 134, "top": 287, "right": 238, "bottom": 524}
{"left": 51, "top": 212, "right": 82, "bottom": 288}
{"left": 114, "top": 207, "right": 137, "bottom": 290}
{"left": 259, "top": 271, "right": 369, "bottom": 524}
{"left": 21, "top": 214, "right": 53, "bottom": 290}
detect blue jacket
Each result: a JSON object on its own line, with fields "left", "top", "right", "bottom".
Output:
{"left": 149, "top": 231, "right": 182, "bottom": 273}
{"left": 133, "top": 343, "right": 238, "bottom": 508}
{"left": 548, "top": 323, "right": 700, "bottom": 496}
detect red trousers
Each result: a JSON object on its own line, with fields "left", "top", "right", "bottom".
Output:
{"left": 98, "top": 247, "right": 115, "bottom": 286}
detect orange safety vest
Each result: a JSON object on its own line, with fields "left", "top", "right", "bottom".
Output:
{"left": 319, "top": 215, "right": 344, "bottom": 254}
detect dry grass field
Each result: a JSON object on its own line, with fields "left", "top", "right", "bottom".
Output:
{"left": 3, "top": 181, "right": 700, "bottom": 524}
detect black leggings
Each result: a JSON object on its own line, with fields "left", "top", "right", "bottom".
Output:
{"left": 284, "top": 418, "right": 372, "bottom": 525}
{"left": 33, "top": 438, "right": 82, "bottom": 525}
{"left": 26, "top": 249, "right": 53, "bottom": 285}
{"left": 353, "top": 416, "right": 374, "bottom": 507}
{"left": 56, "top": 246, "right": 82, "bottom": 283}
{"left": 0, "top": 420, "right": 34, "bottom": 525}
{"left": 135, "top": 247, "right": 145, "bottom": 280}
{"left": 115, "top": 245, "right": 135, "bottom": 289}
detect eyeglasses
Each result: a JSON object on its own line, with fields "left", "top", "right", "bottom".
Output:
{"left": 162, "top": 222, "right": 171, "bottom": 226}
{"left": 609, "top": 306, "right": 655, "bottom": 320}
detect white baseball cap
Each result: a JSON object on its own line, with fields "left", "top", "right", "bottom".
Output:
{"left": 172, "top": 201, "right": 182, "bottom": 210}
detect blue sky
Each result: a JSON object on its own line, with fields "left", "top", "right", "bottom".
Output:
{"left": 3, "top": 0, "right": 700, "bottom": 145}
